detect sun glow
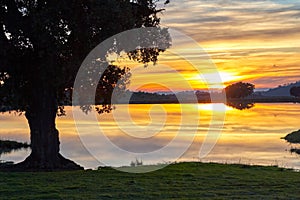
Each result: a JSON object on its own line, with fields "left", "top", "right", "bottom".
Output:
{"left": 193, "top": 71, "right": 242, "bottom": 89}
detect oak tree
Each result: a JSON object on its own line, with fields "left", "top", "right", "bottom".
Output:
{"left": 0, "top": 0, "right": 170, "bottom": 170}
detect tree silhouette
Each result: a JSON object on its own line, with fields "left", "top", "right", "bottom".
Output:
{"left": 290, "top": 86, "right": 300, "bottom": 97}
{"left": 225, "top": 82, "right": 255, "bottom": 99}
{"left": 0, "top": 0, "right": 170, "bottom": 170}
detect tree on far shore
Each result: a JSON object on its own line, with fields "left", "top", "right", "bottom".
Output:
{"left": 290, "top": 86, "right": 300, "bottom": 97}
{"left": 225, "top": 82, "right": 255, "bottom": 99}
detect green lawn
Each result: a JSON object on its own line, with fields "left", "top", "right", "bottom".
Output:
{"left": 1, "top": 162, "right": 300, "bottom": 199}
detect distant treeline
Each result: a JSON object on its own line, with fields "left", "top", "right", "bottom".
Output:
{"left": 114, "top": 91, "right": 210, "bottom": 104}
{"left": 126, "top": 91, "right": 178, "bottom": 103}
{"left": 112, "top": 90, "right": 300, "bottom": 104}
{"left": 0, "top": 140, "right": 30, "bottom": 155}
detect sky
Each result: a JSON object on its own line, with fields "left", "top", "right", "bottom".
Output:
{"left": 125, "top": 0, "right": 300, "bottom": 92}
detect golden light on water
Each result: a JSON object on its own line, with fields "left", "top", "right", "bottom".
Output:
{"left": 195, "top": 103, "right": 233, "bottom": 111}
{"left": 1, "top": 104, "right": 300, "bottom": 169}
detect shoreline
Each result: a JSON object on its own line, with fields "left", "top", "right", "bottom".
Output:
{"left": 114, "top": 97, "right": 300, "bottom": 104}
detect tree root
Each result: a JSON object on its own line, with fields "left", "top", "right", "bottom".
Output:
{"left": 0, "top": 153, "right": 83, "bottom": 172}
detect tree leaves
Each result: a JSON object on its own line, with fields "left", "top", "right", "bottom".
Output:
{"left": 0, "top": 0, "right": 170, "bottom": 114}
{"left": 225, "top": 82, "right": 255, "bottom": 99}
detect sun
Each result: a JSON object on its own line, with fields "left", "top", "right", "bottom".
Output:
{"left": 192, "top": 71, "right": 242, "bottom": 89}
{"left": 218, "top": 71, "right": 239, "bottom": 83}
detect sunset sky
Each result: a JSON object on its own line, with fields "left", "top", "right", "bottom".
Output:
{"left": 125, "top": 0, "right": 300, "bottom": 92}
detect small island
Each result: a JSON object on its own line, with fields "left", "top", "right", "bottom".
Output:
{"left": 282, "top": 130, "right": 300, "bottom": 155}
{"left": 0, "top": 140, "right": 30, "bottom": 166}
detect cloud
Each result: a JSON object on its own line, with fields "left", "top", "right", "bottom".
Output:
{"left": 153, "top": 0, "right": 300, "bottom": 88}
{"left": 162, "top": 0, "right": 300, "bottom": 42}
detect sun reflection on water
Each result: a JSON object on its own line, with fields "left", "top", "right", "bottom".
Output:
{"left": 1, "top": 103, "right": 300, "bottom": 169}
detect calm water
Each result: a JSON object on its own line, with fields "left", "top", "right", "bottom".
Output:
{"left": 1, "top": 103, "right": 300, "bottom": 169}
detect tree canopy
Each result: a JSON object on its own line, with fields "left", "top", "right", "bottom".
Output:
{"left": 225, "top": 82, "right": 255, "bottom": 99}
{"left": 0, "top": 0, "right": 170, "bottom": 113}
{"left": 290, "top": 86, "right": 300, "bottom": 97}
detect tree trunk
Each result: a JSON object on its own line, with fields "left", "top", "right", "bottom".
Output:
{"left": 13, "top": 85, "right": 83, "bottom": 171}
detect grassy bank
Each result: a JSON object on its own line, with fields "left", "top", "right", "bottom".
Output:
{"left": 1, "top": 162, "right": 300, "bottom": 199}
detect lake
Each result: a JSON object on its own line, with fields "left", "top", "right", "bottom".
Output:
{"left": 1, "top": 103, "right": 300, "bottom": 169}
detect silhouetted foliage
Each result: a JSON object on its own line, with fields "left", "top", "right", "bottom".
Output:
{"left": 225, "top": 82, "right": 255, "bottom": 99}
{"left": 290, "top": 86, "right": 300, "bottom": 97}
{"left": 0, "top": 140, "right": 30, "bottom": 156}
{"left": 0, "top": 0, "right": 170, "bottom": 170}
{"left": 129, "top": 91, "right": 177, "bottom": 103}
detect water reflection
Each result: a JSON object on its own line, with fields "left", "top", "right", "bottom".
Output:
{"left": 0, "top": 145, "right": 29, "bottom": 158}
{"left": 1, "top": 103, "right": 300, "bottom": 169}
{"left": 290, "top": 148, "right": 300, "bottom": 154}
{"left": 282, "top": 129, "right": 300, "bottom": 155}
{"left": 0, "top": 143, "right": 30, "bottom": 165}
{"left": 226, "top": 101, "right": 255, "bottom": 110}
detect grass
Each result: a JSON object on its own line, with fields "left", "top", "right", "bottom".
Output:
{"left": 1, "top": 162, "right": 300, "bottom": 199}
